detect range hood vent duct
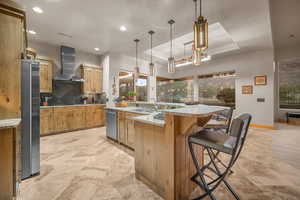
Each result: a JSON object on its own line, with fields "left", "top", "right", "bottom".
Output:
{"left": 54, "top": 46, "right": 83, "bottom": 82}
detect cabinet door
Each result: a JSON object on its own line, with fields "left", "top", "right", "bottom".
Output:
{"left": 85, "top": 107, "right": 94, "bottom": 128}
{"left": 40, "top": 110, "right": 49, "bottom": 136}
{"left": 126, "top": 118, "right": 135, "bottom": 149}
{"left": 38, "top": 60, "right": 53, "bottom": 93}
{"left": 93, "top": 107, "right": 102, "bottom": 127}
{"left": 40, "top": 108, "right": 54, "bottom": 135}
{"left": 39, "top": 64, "right": 47, "bottom": 93}
{"left": 118, "top": 112, "right": 126, "bottom": 144}
{"left": 0, "top": 8, "right": 24, "bottom": 120}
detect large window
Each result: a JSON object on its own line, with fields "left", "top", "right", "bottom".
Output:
{"left": 279, "top": 60, "right": 300, "bottom": 109}
{"left": 157, "top": 77, "right": 194, "bottom": 103}
{"left": 119, "top": 72, "right": 134, "bottom": 100}
{"left": 136, "top": 75, "right": 148, "bottom": 101}
{"left": 198, "top": 71, "right": 235, "bottom": 107}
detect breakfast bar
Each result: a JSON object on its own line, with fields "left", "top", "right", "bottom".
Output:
{"left": 133, "top": 105, "right": 227, "bottom": 200}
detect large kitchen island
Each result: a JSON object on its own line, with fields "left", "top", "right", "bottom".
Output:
{"left": 106, "top": 103, "right": 226, "bottom": 200}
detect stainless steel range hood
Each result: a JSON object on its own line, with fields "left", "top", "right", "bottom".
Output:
{"left": 53, "top": 46, "right": 84, "bottom": 82}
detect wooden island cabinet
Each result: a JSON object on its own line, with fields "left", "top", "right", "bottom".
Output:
{"left": 117, "top": 111, "right": 144, "bottom": 149}
{"left": 132, "top": 105, "right": 224, "bottom": 200}
{"left": 40, "top": 105, "right": 105, "bottom": 136}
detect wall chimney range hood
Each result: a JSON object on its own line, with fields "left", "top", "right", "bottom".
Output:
{"left": 53, "top": 46, "right": 84, "bottom": 82}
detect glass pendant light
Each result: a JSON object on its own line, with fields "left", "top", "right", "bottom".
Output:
{"left": 168, "top": 19, "right": 175, "bottom": 73}
{"left": 194, "top": 0, "right": 208, "bottom": 51}
{"left": 193, "top": 43, "right": 202, "bottom": 66}
{"left": 148, "top": 30, "right": 155, "bottom": 76}
{"left": 134, "top": 39, "right": 140, "bottom": 80}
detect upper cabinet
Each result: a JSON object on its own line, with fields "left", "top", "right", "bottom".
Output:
{"left": 37, "top": 57, "right": 53, "bottom": 93}
{"left": 81, "top": 66, "right": 103, "bottom": 94}
{"left": 0, "top": 1, "right": 26, "bottom": 120}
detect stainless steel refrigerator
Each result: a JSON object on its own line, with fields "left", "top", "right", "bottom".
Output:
{"left": 21, "top": 60, "right": 40, "bottom": 180}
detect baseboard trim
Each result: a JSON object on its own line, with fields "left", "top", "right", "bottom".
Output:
{"left": 250, "top": 124, "right": 276, "bottom": 130}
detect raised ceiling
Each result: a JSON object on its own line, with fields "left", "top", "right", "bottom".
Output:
{"left": 270, "top": 0, "right": 300, "bottom": 49}
{"left": 146, "top": 22, "right": 240, "bottom": 62}
{"left": 16, "top": 0, "right": 273, "bottom": 57}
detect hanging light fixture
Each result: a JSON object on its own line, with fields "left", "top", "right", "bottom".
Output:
{"left": 168, "top": 19, "right": 176, "bottom": 73}
{"left": 194, "top": 0, "right": 208, "bottom": 51}
{"left": 148, "top": 30, "right": 155, "bottom": 76}
{"left": 134, "top": 39, "right": 140, "bottom": 80}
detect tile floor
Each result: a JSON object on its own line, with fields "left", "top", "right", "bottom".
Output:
{"left": 18, "top": 124, "right": 300, "bottom": 200}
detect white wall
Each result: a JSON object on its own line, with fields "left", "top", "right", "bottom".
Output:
{"left": 158, "top": 49, "right": 275, "bottom": 127}
{"left": 28, "top": 40, "right": 102, "bottom": 76}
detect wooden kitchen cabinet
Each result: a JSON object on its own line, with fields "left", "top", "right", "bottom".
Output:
{"left": 40, "top": 105, "right": 105, "bottom": 136}
{"left": 0, "top": 1, "right": 26, "bottom": 120}
{"left": 37, "top": 57, "right": 53, "bottom": 93}
{"left": 81, "top": 66, "right": 103, "bottom": 94}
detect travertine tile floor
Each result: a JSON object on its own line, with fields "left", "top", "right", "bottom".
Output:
{"left": 18, "top": 124, "right": 300, "bottom": 200}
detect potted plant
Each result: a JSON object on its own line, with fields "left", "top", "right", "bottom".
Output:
{"left": 128, "top": 91, "right": 136, "bottom": 101}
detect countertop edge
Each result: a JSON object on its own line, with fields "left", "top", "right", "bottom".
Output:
{"left": 0, "top": 118, "right": 21, "bottom": 130}
{"left": 131, "top": 117, "right": 165, "bottom": 128}
{"left": 41, "top": 104, "right": 106, "bottom": 108}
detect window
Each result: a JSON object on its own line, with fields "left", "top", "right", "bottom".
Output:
{"left": 157, "top": 77, "right": 194, "bottom": 103}
{"left": 119, "top": 72, "right": 134, "bottom": 100}
{"left": 136, "top": 75, "right": 148, "bottom": 101}
{"left": 198, "top": 71, "right": 235, "bottom": 107}
{"left": 279, "top": 60, "right": 300, "bottom": 109}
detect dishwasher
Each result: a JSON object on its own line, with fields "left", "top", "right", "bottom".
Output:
{"left": 106, "top": 109, "right": 118, "bottom": 141}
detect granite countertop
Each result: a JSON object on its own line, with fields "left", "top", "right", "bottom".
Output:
{"left": 162, "top": 104, "right": 229, "bottom": 117}
{"left": 0, "top": 118, "right": 21, "bottom": 130}
{"left": 41, "top": 104, "right": 106, "bottom": 108}
{"left": 131, "top": 113, "right": 165, "bottom": 127}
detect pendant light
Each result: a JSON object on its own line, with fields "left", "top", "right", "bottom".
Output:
{"left": 148, "top": 30, "right": 155, "bottom": 76}
{"left": 168, "top": 19, "right": 175, "bottom": 73}
{"left": 193, "top": 0, "right": 208, "bottom": 51}
{"left": 134, "top": 39, "right": 140, "bottom": 80}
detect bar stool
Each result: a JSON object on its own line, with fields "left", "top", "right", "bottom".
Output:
{"left": 188, "top": 114, "right": 252, "bottom": 200}
{"left": 204, "top": 108, "right": 234, "bottom": 172}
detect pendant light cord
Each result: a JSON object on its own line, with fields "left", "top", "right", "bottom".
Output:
{"left": 136, "top": 41, "right": 138, "bottom": 66}
{"left": 170, "top": 23, "right": 172, "bottom": 58}
{"left": 150, "top": 33, "right": 153, "bottom": 63}
{"left": 195, "top": 0, "right": 197, "bottom": 21}
{"left": 200, "top": 0, "right": 202, "bottom": 17}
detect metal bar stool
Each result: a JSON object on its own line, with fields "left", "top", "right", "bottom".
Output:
{"left": 203, "top": 108, "right": 234, "bottom": 173}
{"left": 188, "top": 114, "right": 252, "bottom": 200}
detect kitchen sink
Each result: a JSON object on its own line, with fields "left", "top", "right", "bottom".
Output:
{"left": 132, "top": 108, "right": 154, "bottom": 113}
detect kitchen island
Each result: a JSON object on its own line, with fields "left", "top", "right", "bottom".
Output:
{"left": 106, "top": 104, "right": 227, "bottom": 200}
{"left": 133, "top": 105, "right": 226, "bottom": 200}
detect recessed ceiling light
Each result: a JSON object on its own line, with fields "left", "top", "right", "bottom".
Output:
{"left": 94, "top": 48, "right": 100, "bottom": 51}
{"left": 28, "top": 30, "right": 37, "bottom": 35}
{"left": 120, "top": 26, "right": 127, "bottom": 32}
{"left": 33, "top": 7, "right": 43, "bottom": 14}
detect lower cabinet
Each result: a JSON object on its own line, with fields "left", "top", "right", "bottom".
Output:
{"left": 118, "top": 111, "right": 143, "bottom": 149}
{"left": 40, "top": 105, "right": 105, "bottom": 136}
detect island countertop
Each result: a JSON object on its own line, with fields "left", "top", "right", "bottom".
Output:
{"left": 162, "top": 104, "right": 228, "bottom": 117}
